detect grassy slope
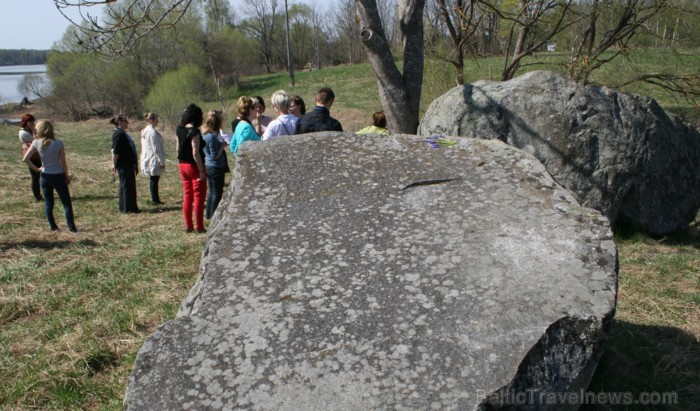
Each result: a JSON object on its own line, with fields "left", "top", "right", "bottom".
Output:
{"left": 1, "top": 120, "right": 206, "bottom": 409}
{"left": 1, "top": 57, "right": 699, "bottom": 409}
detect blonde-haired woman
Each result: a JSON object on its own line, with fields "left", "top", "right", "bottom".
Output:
{"left": 229, "top": 96, "right": 261, "bottom": 156}
{"left": 141, "top": 112, "right": 166, "bottom": 205}
{"left": 22, "top": 120, "right": 77, "bottom": 232}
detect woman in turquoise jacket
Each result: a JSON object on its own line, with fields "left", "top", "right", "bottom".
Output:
{"left": 230, "top": 96, "right": 261, "bottom": 156}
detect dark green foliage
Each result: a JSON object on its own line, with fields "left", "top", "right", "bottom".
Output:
{"left": 0, "top": 49, "right": 49, "bottom": 66}
{"left": 144, "top": 64, "right": 214, "bottom": 125}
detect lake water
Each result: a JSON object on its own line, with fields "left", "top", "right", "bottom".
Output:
{"left": 0, "top": 65, "right": 47, "bottom": 104}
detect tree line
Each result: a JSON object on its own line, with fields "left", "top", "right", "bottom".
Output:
{"left": 36, "top": 0, "right": 700, "bottom": 130}
{"left": 0, "top": 50, "right": 50, "bottom": 66}
{"left": 37, "top": 0, "right": 377, "bottom": 121}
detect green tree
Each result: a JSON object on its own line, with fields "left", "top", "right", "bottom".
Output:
{"left": 567, "top": 0, "right": 673, "bottom": 83}
{"left": 46, "top": 52, "right": 110, "bottom": 120}
{"left": 100, "top": 58, "right": 144, "bottom": 115}
{"left": 54, "top": 0, "right": 196, "bottom": 57}
{"left": 203, "top": 0, "right": 234, "bottom": 32}
{"left": 144, "top": 64, "right": 214, "bottom": 125}
{"left": 289, "top": 3, "right": 315, "bottom": 69}
{"left": 357, "top": 0, "right": 427, "bottom": 134}
{"left": 240, "top": 0, "right": 281, "bottom": 73}
{"left": 335, "top": 0, "right": 366, "bottom": 65}
{"left": 49, "top": 5, "right": 212, "bottom": 119}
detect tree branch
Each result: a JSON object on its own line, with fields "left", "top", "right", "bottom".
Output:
{"left": 53, "top": 0, "right": 194, "bottom": 57}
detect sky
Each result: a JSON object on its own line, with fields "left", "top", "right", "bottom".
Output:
{"left": 0, "top": 0, "right": 103, "bottom": 50}
{"left": 0, "top": 0, "right": 332, "bottom": 51}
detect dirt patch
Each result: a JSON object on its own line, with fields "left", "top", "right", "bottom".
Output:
{"left": 0, "top": 100, "right": 53, "bottom": 123}
{"left": 334, "top": 106, "right": 373, "bottom": 133}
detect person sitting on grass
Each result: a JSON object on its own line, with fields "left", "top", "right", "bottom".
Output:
{"left": 356, "top": 111, "right": 389, "bottom": 135}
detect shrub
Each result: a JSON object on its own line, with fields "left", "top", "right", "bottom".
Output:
{"left": 144, "top": 65, "right": 215, "bottom": 125}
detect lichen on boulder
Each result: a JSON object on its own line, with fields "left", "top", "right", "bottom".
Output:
{"left": 125, "top": 134, "right": 618, "bottom": 410}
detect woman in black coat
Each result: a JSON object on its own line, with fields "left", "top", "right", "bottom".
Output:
{"left": 110, "top": 114, "right": 139, "bottom": 213}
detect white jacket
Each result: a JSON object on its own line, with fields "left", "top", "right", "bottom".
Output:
{"left": 140, "top": 125, "right": 166, "bottom": 176}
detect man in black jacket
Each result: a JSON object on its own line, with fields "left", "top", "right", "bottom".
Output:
{"left": 295, "top": 87, "right": 343, "bottom": 134}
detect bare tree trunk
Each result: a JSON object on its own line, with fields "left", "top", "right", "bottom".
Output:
{"left": 356, "top": 0, "right": 425, "bottom": 134}
{"left": 243, "top": 0, "right": 279, "bottom": 74}
{"left": 503, "top": 21, "right": 528, "bottom": 80}
{"left": 436, "top": 0, "right": 473, "bottom": 85}
{"left": 567, "top": 0, "right": 670, "bottom": 84}
{"left": 494, "top": 0, "right": 574, "bottom": 80}
{"left": 209, "top": 58, "right": 226, "bottom": 112}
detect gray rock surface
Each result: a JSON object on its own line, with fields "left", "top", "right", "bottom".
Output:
{"left": 125, "top": 134, "right": 618, "bottom": 410}
{"left": 418, "top": 70, "right": 700, "bottom": 235}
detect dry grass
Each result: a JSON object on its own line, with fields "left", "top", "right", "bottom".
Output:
{"left": 584, "top": 231, "right": 700, "bottom": 410}
{"left": 1, "top": 119, "right": 207, "bottom": 409}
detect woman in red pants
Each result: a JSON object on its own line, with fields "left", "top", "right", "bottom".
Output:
{"left": 176, "top": 104, "right": 207, "bottom": 233}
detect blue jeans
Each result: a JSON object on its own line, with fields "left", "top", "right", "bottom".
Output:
{"left": 206, "top": 167, "right": 226, "bottom": 219}
{"left": 41, "top": 172, "right": 76, "bottom": 231}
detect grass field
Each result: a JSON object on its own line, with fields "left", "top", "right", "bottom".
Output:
{"left": 1, "top": 120, "right": 208, "bottom": 409}
{"left": 1, "top": 58, "right": 699, "bottom": 409}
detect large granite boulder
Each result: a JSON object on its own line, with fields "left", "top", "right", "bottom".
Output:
{"left": 418, "top": 70, "right": 700, "bottom": 235}
{"left": 125, "top": 134, "right": 618, "bottom": 410}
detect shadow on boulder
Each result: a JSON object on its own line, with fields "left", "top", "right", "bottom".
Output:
{"left": 419, "top": 70, "right": 700, "bottom": 236}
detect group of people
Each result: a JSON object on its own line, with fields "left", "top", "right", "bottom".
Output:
{"left": 227, "top": 87, "right": 350, "bottom": 156}
{"left": 19, "top": 86, "right": 390, "bottom": 234}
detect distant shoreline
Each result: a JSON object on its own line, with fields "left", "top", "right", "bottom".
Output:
{"left": 0, "top": 69, "right": 47, "bottom": 75}
{"left": 0, "top": 64, "right": 49, "bottom": 104}
{"left": 0, "top": 49, "right": 50, "bottom": 67}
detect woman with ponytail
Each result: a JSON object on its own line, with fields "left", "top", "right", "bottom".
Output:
{"left": 110, "top": 114, "right": 139, "bottom": 213}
